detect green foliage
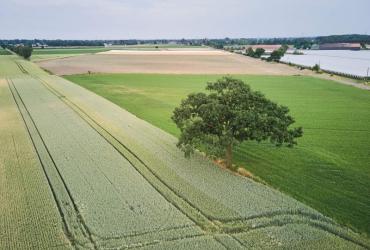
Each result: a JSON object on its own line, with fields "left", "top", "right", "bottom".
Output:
{"left": 7, "top": 45, "right": 33, "bottom": 59}
{"left": 316, "top": 34, "right": 370, "bottom": 44}
{"left": 20, "top": 46, "right": 33, "bottom": 59}
{"left": 312, "top": 64, "right": 321, "bottom": 72}
{"left": 267, "top": 45, "right": 289, "bottom": 62}
{"left": 294, "top": 40, "right": 313, "bottom": 49}
{"left": 280, "top": 44, "right": 289, "bottom": 53}
{"left": 172, "top": 77, "right": 302, "bottom": 167}
{"left": 254, "top": 48, "right": 265, "bottom": 58}
{"left": 245, "top": 47, "right": 265, "bottom": 58}
{"left": 245, "top": 47, "right": 255, "bottom": 57}
{"left": 267, "top": 50, "right": 283, "bottom": 61}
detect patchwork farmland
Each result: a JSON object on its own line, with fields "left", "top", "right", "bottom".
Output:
{"left": 1, "top": 53, "right": 370, "bottom": 249}
{"left": 65, "top": 73, "right": 370, "bottom": 236}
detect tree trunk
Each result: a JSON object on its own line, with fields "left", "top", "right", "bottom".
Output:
{"left": 225, "top": 144, "right": 233, "bottom": 169}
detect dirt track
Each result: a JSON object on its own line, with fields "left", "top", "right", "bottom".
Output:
{"left": 37, "top": 50, "right": 304, "bottom": 76}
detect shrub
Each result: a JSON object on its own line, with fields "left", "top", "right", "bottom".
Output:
{"left": 312, "top": 64, "right": 320, "bottom": 72}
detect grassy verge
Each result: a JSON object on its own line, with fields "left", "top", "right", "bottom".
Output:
{"left": 65, "top": 73, "right": 370, "bottom": 236}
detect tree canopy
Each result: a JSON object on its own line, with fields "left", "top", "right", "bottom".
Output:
{"left": 6, "top": 45, "right": 33, "bottom": 59}
{"left": 245, "top": 47, "right": 265, "bottom": 58}
{"left": 172, "top": 77, "right": 303, "bottom": 168}
{"left": 267, "top": 45, "right": 288, "bottom": 62}
{"left": 254, "top": 48, "right": 265, "bottom": 58}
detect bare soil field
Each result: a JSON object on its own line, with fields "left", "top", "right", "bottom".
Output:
{"left": 37, "top": 49, "right": 304, "bottom": 75}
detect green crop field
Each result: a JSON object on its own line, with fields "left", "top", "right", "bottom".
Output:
{"left": 65, "top": 73, "right": 370, "bottom": 236}
{"left": 0, "top": 78, "right": 70, "bottom": 249}
{"left": 1, "top": 54, "right": 369, "bottom": 249}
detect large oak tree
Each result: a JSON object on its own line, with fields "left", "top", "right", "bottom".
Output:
{"left": 172, "top": 77, "right": 303, "bottom": 169}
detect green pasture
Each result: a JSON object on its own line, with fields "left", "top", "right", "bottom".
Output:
{"left": 65, "top": 73, "right": 370, "bottom": 236}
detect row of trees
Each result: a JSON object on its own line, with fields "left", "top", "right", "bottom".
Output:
{"left": 5, "top": 45, "right": 33, "bottom": 59}
{"left": 0, "top": 39, "right": 203, "bottom": 47}
{"left": 315, "top": 34, "right": 370, "bottom": 44}
{"left": 242, "top": 45, "right": 288, "bottom": 62}
{"left": 245, "top": 47, "right": 265, "bottom": 58}
{"left": 208, "top": 34, "right": 370, "bottom": 50}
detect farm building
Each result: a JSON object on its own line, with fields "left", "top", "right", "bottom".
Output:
{"left": 318, "top": 43, "right": 361, "bottom": 50}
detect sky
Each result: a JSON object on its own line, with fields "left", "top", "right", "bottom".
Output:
{"left": 1, "top": 0, "right": 369, "bottom": 39}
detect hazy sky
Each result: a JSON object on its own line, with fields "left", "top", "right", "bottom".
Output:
{"left": 1, "top": 0, "right": 369, "bottom": 39}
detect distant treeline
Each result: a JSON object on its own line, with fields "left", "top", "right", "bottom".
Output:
{"left": 206, "top": 34, "right": 370, "bottom": 49}
{"left": 315, "top": 34, "right": 370, "bottom": 44}
{"left": 1, "top": 34, "right": 369, "bottom": 49}
{"left": 0, "top": 39, "right": 203, "bottom": 47}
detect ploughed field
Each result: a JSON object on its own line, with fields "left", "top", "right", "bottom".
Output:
{"left": 1, "top": 56, "right": 369, "bottom": 249}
